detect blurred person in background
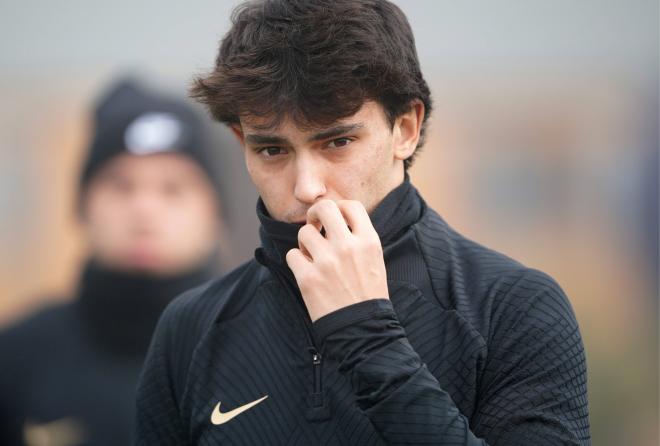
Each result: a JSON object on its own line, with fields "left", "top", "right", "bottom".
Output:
{"left": 0, "top": 77, "right": 228, "bottom": 445}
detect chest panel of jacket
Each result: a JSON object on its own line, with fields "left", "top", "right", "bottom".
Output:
{"left": 181, "top": 279, "right": 484, "bottom": 446}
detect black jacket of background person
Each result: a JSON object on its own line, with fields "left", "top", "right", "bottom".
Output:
{"left": 135, "top": 179, "right": 590, "bottom": 445}
{"left": 0, "top": 262, "right": 211, "bottom": 446}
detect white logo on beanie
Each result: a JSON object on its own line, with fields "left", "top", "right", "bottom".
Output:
{"left": 124, "top": 112, "right": 183, "bottom": 155}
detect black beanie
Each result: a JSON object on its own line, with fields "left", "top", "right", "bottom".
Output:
{"left": 79, "top": 77, "right": 222, "bottom": 198}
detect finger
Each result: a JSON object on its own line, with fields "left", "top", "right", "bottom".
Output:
{"left": 336, "top": 200, "right": 374, "bottom": 236}
{"left": 297, "top": 223, "right": 327, "bottom": 261}
{"left": 306, "top": 200, "right": 351, "bottom": 240}
{"left": 285, "top": 248, "right": 311, "bottom": 277}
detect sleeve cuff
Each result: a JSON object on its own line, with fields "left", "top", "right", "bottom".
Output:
{"left": 312, "top": 298, "right": 394, "bottom": 343}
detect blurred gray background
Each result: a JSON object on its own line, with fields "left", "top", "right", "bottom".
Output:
{"left": 0, "top": 1, "right": 657, "bottom": 444}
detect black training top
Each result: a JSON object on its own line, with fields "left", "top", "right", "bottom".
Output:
{"left": 135, "top": 179, "right": 590, "bottom": 445}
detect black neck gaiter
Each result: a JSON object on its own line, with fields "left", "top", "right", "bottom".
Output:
{"left": 255, "top": 176, "right": 424, "bottom": 283}
{"left": 75, "top": 260, "right": 215, "bottom": 359}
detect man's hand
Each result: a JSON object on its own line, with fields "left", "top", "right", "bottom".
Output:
{"left": 285, "top": 199, "right": 389, "bottom": 322}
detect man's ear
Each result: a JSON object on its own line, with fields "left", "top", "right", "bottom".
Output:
{"left": 229, "top": 123, "right": 245, "bottom": 146}
{"left": 392, "top": 100, "right": 425, "bottom": 162}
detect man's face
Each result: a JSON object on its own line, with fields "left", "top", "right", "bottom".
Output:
{"left": 81, "top": 152, "right": 220, "bottom": 276}
{"left": 234, "top": 101, "right": 422, "bottom": 223}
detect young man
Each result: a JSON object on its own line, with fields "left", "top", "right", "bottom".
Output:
{"left": 135, "top": 1, "right": 590, "bottom": 445}
{"left": 0, "top": 78, "right": 228, "bottom": 445}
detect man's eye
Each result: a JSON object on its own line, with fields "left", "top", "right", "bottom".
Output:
{"left": 327, "top": 138, "right": 353, "bottom": 149}
{"left": 257, "top": 147, "right": 286, "bottom": 157}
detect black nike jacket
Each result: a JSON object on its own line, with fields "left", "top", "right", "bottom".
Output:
{"left": 134, "top": 179, "right": 590, "bottom": 445}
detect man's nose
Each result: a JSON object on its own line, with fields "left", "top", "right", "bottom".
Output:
{"left": 130, "top": 188, "right": 161, "bottom": 220}
{"left": 293, "top": 156, "right": 326, "bottom": 204}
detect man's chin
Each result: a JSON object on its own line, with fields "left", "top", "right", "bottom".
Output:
{"left": 119, "top": 251, "right": 168, "bottom": 273}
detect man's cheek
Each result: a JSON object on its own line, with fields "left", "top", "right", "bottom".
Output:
{"left": 244, "top": 157, "right": 265, "bottom": 186}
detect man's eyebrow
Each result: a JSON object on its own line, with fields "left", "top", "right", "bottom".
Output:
{"left": 244, "top": 134, "right": 291, "bottom": 146}
{"left": 244, "top": 123, "right": 364, "bottom": 146}
{"left": 308, "top": 124, "right": 364, "bottom": 142}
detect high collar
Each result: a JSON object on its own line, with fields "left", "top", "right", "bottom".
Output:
{"left": 75, "top": 259, "right": 215, "bottom": 359}
{"left": 255, "top": 176, "right": 424, "bottom": 273}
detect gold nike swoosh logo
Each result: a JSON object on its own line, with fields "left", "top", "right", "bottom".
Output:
{"left": 210, "top": 395, "right": 268, "bottom": 425}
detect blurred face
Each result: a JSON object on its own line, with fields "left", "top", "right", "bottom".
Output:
{"left": 232, "top": 101, "right": 424, "bottom": 222}
{"left": 81, "top": 152, "right": 220, "bottom": 276}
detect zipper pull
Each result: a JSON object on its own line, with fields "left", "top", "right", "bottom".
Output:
{"left": 308, "top": 346, "right": 322, "bottom": 367}
{"left": 308, "top": 347, "right": 324, "bottom": 407}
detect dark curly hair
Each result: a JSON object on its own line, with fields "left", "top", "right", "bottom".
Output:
{"left": 191, "top": 0, "right": 432, "bottom": 169}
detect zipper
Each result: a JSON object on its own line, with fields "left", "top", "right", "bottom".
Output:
{"left": 309, "top": 346, "right": 323, "bottom": 407}
{"left": 256, "top": 249, "right": 325, "bottom": 408}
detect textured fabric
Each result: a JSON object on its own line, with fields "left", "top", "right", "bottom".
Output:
{"left": 134, "top": 181, "right": 590, "bottom": 445}
{"left": 0, "top": 260, "right": 214, "bottom": 446}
